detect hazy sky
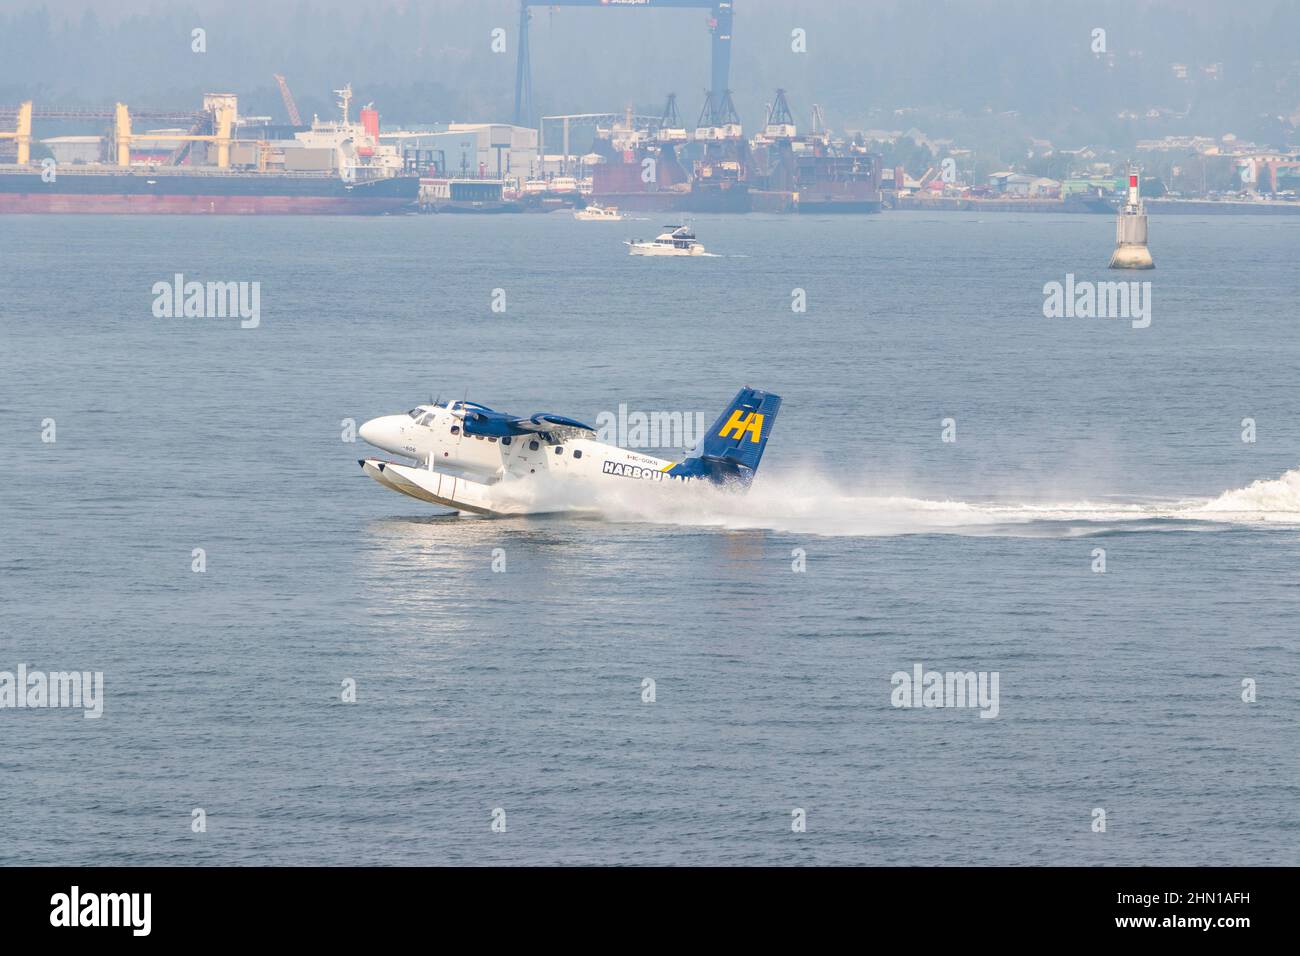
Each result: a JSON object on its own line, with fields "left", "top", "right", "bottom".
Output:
{"left": 2, "top": 1, "right": 1296, "bottom": 144}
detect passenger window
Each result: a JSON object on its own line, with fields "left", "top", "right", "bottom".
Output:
{"left": 573, "top": 449, "right": 582, "bottom": 459}
{"left": 555, "top": 446, "right": 563, "bottom": 455}
{"left": 502, "top": 437, "right": 512, "bottom": 446}
{"left": 529, "top": 441, "right": 539, "bottom": 451}
{"left": 450, "top": 425, "right": 460, "bottom": 435}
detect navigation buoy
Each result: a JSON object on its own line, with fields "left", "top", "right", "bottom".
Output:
{"left": 1109, "top": 166, "right": 1154, "bottom": 269}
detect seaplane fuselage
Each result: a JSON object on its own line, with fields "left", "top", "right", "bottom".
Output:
{"left": 356, "top": 389, "right": 781, "bottom": 516}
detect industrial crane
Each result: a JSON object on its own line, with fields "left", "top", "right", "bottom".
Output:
{"left": 808, "top": 104, "right": 829, "bottom": 149}
{"left": 113, "top": 102, "right": 235, "bottom": 167}
{"left": 1, "top": 101, "right": 217, "bottom": 166}
{"left": 756, "top": 89, "right": 798, "bottom": 191}
{"left": 0, "top": 101, "right": 33, "bottom": 163}
{"left": 656, "top": 93, "right": 688, "bottom": 144}
{"left": 695, "top": 90, "right": 741, "bottom": 142}
{"left": 512, "top": 0, "right": 735, "bottom": 127}
{"left": 764, "top": 88, "right": 796, "bottom": 139}
{"left": 273, "top": 74, "right": 303, "bottom": 127}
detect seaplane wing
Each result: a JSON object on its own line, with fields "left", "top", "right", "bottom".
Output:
{"left": 511, "top": 413, "right": 595, "bottom": 433}
{"left": 459, "top": 407, "right": 596, "bottom": 438}
{"left": 355, "top": 388, "right": 781, "bottom": 517}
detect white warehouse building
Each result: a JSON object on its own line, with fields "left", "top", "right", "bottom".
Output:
{"left": 381, "top": 124, "right": 539, "bottom": 180}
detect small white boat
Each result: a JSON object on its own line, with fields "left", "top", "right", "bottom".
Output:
{"left": 626, "top": 224, "right": 706, "bottom": 256}
{"left": 574, "top": 204, "right": 624, "bottom": 221}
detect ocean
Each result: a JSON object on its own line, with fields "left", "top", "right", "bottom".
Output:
{"left": 1, "top": 211, "right": 1297, "bottom": 865}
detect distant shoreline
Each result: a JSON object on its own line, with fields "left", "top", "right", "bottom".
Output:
{"left": 893, "top": 196, "right": 1300, "bottom": 215}
{"left": 1145, "top": 199, "right": 1300, "bottom": 215}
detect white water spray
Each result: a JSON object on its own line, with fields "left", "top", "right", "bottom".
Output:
{"left": 520, "top": 465, "right": 1300, "bottom": 537}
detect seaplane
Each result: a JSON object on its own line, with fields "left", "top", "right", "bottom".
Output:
{"left": 356, "top": 387, "right": 781, "bottom": 516}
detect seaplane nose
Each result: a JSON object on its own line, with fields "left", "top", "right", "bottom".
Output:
{"left": 359, "top": 415, "right": 401, "bottom": 450}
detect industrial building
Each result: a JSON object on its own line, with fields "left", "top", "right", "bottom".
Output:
{"left": 380, "top": 124, "right": 539, "bottom": 180}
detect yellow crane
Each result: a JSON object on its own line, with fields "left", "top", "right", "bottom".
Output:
{"left": 114, "top": 102, "right": 236, "bottom": 167}
{"left": 0, "top": 101, "right": 33, "bottom": 164}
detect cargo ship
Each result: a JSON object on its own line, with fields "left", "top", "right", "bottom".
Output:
{"left": 0, "top": 166, "right": 417, "bottom": 214}
{"left": 0, "top": 85, "right": 418, "bottom": 214}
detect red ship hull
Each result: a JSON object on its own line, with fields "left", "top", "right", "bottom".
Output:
{"left": 0, "top": 194, "right": 412, "bottom": 214}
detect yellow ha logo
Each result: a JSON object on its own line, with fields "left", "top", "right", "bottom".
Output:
{"left": 719, "top": 410, "right": 764, "bottom": 443}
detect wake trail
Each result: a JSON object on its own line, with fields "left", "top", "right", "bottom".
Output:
{"left": 523, "top": 466, "right": 1300, "bottom": 538}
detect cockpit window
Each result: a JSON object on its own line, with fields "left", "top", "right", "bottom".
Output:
{"left": 417, "top": 413, "right": 434, "bottom": 426}
{"left": 408, "top": 409, "right": 422, "bottom": 419}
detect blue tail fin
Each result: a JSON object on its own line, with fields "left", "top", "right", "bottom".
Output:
{"left": 667, "top": 387, "right": 782, "bottom": 487}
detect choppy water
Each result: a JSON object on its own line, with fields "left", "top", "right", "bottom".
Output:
{"left": 1, "top": 211, "right": 1297, "bottom": 865}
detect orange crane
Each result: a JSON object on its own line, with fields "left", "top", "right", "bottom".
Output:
{"left": 273, "top": 74, "right": 302, "bottom": 126}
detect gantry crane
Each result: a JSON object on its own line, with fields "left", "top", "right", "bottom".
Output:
{"left": 2, "top": 101, "right": 221, "bottom": 166}
{"left": 114, "top": 102, "right": 236, "bottom": 167}
{"left": 513, "top": 0, "right": 735, "bottom": 127}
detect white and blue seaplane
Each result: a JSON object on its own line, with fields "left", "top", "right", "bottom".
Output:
{"left": 356, "top": 387, "right": 781, "bottom": 515}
